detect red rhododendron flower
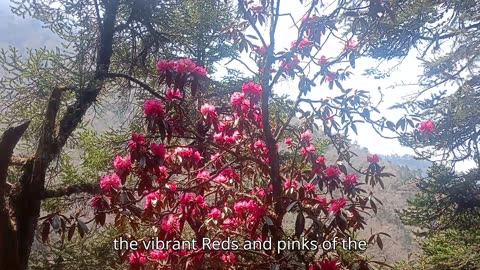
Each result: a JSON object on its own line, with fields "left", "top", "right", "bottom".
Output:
{"left": 113, "top": 154, "right": 131, "bottom": 170}
{"left": 342, "top": 174, "right": 357, "bottom": 184}
{"left": 300, "top": 130, "right": 312, "bottom": 141}
{"left": 143, "top": 99, "right": 164, "bottom": 117}
{"left": 367, "top": 154, "right": 379, "bottom": 163}
{"left": 128, "top": 132, "right": 145, "bottom": 151}
{"left": 328, "top": 197, "right": 346, "bottom": 213}
{"left": 241, "top": 82, "right": 262, "bottom": 96}
{"left": 150, "top": 142, "right": 166, "bottom": 158}
{"left": 418, "top": 120, "right": 434, "bottom": 133}
{"left": 161, "top": 214, "right": 180, "bottom": 233}
{"left": 165, "top": 88, "right": 183, "bottom": 101}
{"left": 208, "top": 208, "right": 222, "bottom": 219}
{"left": 318, "top": 55, "right": 328, "bottom": 65}
{"left": 301, "top": 144, "right": 316, "bottom": 156}
{"left": 304, "top": 182, "right": 316, "bottom": 192}
{"left": 325, "top": 165, "right": 340, "bottom": 178}
{"left": 149, "top": 250, "right": 169, "bottom": 260}
{"left": 99, "top": 173, "right": 121, "bottom": 191}
{"left": 316, "top": 155, "right": 326, "bottom": 164}
{"left": 284, "top": 137, "right": 293, "bottom": 145}
{"left": 128, "top": 251, "right": 147, "bottom": 268}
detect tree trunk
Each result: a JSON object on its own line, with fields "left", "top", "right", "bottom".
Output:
{"left": 0, "top": 122, "right": 30, "bottom": 269}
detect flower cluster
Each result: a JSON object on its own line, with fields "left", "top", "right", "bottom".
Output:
{"left": 418, "top": 120, "right": 434, "bottom": 133}
{"left": 156, "top": 58, "right": 207, "bottom": 76}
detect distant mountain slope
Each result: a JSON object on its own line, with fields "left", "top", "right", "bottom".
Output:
{"left": 379, "top": 154, "right": 431, "bottom": 176}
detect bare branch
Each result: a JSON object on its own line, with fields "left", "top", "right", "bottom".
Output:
{"left": 39, "top": 183, "right": 100, "bottom": 200}
{"left": 106, "top": 72, "right": 164, "bottom": 100}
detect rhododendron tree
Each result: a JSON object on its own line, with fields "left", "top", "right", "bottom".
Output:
{"left": 77, "top": 0, "right": 399, "bottom": 266}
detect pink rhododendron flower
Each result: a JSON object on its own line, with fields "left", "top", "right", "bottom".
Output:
{"left": 196, "top": 169, "right": 210, "bottom": 182}
{"left": 192, "top": 151, "right": 202, "bottom": 163}
{"left": 367, "top": 154, "right": 379, "bottom": 163}
{"left": 174, "top": 58, "right": 196, "bottom": 73}
{"left": 301, "top": 144, "right": 316, "bottom": 156}
{"left": 325, "top": 165, "right": 340, "bottom": 178}
{"left": 113, "top": 154, "right": 131, "bottom": 170}
{"left": 165, "top": 88, "right": 182, "bottom": 101}
{"left": 241, "top": 82, "right": 262, "bottom": 96}
{"left": 208, "top": 208, "right": 222, "bottom": 219}
{"left": 143, "top": 99, "right": 164, "bottom": 117}
{"left": 343, "top": 38, "right": 357, "bottom": 51}
{"left": 156, "top": 59, "right": 174, "bottom": 72}
{"left": 200, "top": 103, "right": 217, "bottom": 119}
{"left": 144, "top": 190, "right": 162, "bottom": 209}
{"left": 149, "top": 250, "right": 169, "bottom": 260}
{"left": 230, "top": 92, "right": 245, "bottom": 107}
{"left": 150, "top": 142, "right": 166, "bottom": 158}
{"left": 194, "top": 194, "right": 207, "bottom": 208}
{"left": 161, "top": 214, "right": 179, "bottom": 233}
{"left": 328, "top": 197, "right": 347, "bottom": 213}
{"left": 99, "top": 173, "right": 121, "bottom": 191}
{"left": 300, "top": 130, "right": 312, "bottom": 141}
{"left": 193, "top": 65, "right": 207, "bottom": 76}
{"left": 418, "top": 120, "right": 434, "bottom": 133}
